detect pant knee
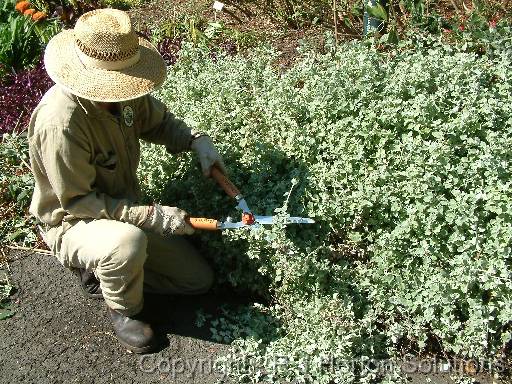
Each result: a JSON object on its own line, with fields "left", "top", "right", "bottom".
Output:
{"left": 101, "top": 225, "right": 148, "bottom": 271}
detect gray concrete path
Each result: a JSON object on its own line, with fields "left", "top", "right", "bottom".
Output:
{"left": 0, "top": 250, "right": 234, "bottom": 384}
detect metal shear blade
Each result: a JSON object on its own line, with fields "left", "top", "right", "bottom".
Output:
{"left": 255, "top": 215, "right": 315, "bottom": 225}
{"left": 219, "top": 215, "right": 314, "bottom": 230}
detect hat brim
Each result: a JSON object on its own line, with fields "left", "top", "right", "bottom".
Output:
{"left": 44, "top": 30, "right": 167, "bottom": 102}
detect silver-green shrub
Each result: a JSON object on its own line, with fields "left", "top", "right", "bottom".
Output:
{"left": 139, "top": 31, "right": 512, "bottom": 382}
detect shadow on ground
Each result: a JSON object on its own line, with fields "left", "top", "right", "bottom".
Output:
{"left": 143, "top": 288, "right": 260, "bottom": 342}
{"left": 0, "top": 251, "right": 251, "bottom": 384}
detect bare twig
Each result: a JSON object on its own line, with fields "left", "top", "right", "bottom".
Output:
{"left": 333, "top": 0, "right": 339, "bottom": 46}
{"left": 5, "top": 245, "right": 52, "bottom": 255}
{"left": 0, "top": 247, "right": 6, "bottom": 264}
{"left": 222, "top": 8, "right": 243, "bottom": 24}
{"left": 19, "top": 157, "right": 31, "bottom": 171}
{"left": 449, "top": 0, "right": 461, "bottom": 15}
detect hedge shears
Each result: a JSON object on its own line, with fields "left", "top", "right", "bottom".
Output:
{"left": 186, "top": 166, "right": 315, "bottom": 231}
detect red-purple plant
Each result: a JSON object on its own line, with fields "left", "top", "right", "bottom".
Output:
{"left": 0, "top": 57, "right": 53, "bottom": 135}
{"left": 136, "top": 28, "right": 183, "bottom": 67}
{"left": 157, "top": 37, "right": 182, "bottom": 66}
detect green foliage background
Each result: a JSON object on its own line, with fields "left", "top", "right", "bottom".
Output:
{"left": 0, "top": 0, "right": 60, "bottom": 75}
{"left": 138, "top": 30, "right": 512, "bottom": 382}
{"left": 0, "top": 0, "right": 42, "bottom": 72}
{"left": 0, "top": 134, "right": 36, "bottom": 246}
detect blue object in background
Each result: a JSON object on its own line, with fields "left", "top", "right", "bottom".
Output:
{"left": 363, "top": 0, "right": 386, "bottom": 35}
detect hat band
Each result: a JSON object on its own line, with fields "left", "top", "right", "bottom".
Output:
{"left": 75, "top": 45, "right": 140, "bottom": 71}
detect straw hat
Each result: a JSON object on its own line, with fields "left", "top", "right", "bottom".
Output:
{"left": 44, "top": 8, "right": 166, "bottom": 102}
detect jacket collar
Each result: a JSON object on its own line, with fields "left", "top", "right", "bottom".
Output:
{"left": 58, "top": 86, "right": 122, "bottom": 120}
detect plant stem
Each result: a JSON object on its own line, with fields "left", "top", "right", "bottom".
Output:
{"left": 333, "top": 0, "right": 339, "bottom": 46}
{"left": 450, "top": 0, "right": 461, "bottom": 16}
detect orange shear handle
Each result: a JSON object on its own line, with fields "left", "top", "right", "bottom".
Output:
{"left": 210, "top": 166, "right": 241, "bottom": 199}
{"left": 186, "top": 217, "right": 220, "bottom": 231}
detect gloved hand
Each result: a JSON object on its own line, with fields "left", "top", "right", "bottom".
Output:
{"left": 190, "top": 136, "right": 226, "bottom": 177}
{"left": 127, "top": 204, "right": 194, "bottom": 236}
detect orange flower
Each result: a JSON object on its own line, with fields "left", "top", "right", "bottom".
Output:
{"left": 15, "top": 1, "right": 30, "bottom": 13}
{"left": 32, "top": 11, "right": 47, "bottom": 21}
{"left": 23, "top": 8, "right": 36, "bottom": 16}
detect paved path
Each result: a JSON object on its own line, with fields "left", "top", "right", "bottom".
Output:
{"left": 0, "top": 251, "right": 235, "bottom": 384}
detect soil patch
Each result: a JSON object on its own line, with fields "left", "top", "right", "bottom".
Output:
{"left": 129, "top": 0, "right": 328, "bottom": 68}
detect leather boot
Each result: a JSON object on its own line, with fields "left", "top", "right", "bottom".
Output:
{"left": 107, "top": 307, "right": 159, "bottom": 354}
{"left": 73, "top": 268, "right": 103, "bottom": 299}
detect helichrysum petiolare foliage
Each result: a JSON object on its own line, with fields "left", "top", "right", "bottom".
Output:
{"left": 139, "top": 31, "right": 512, "bottom": 383}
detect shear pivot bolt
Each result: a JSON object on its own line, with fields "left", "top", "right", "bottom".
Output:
{"left": 242, "top": 213, "right": 255, "bottom": 225}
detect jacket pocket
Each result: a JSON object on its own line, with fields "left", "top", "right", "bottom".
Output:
{"left": 94, "top": 151, "right": 119, "bottom": 195}
{"left": 95, "top": 151, "right": 117, "bottom": 170}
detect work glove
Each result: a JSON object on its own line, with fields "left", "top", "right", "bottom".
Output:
{"left": 190, "top": 135, "right": 226, "bottom": 177}
{"left": 127, "top": 204, "right": 194, "bottom": 236}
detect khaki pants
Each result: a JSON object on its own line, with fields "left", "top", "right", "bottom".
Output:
{"left": 46, "top": 219, "right": 214, "bottom": 316}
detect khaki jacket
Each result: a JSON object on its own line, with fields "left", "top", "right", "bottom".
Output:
{"left": 28, "top": 85, "right": 192, "bottom": 234}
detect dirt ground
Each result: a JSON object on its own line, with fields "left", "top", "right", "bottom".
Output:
{"left": 128, "top": 0, "right": 327, "bottom": 68}
{"left": 0, "top": 250, "right": 241, "bottom": 384}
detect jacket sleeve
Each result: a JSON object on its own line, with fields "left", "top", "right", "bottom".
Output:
{"left": 138, "top": 94, "right": 193, "bottom": 154}
{"left": 31, "top": 124, "right": 145, "bottom": 225}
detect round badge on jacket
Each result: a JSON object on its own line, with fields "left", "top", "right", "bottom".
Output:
{"left": 123, "top": 106, "right": 134, "bottom": 127}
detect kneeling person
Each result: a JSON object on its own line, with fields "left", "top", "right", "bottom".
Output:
{"left": 28, "top": 9, "right": 224, "bottom": 353}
